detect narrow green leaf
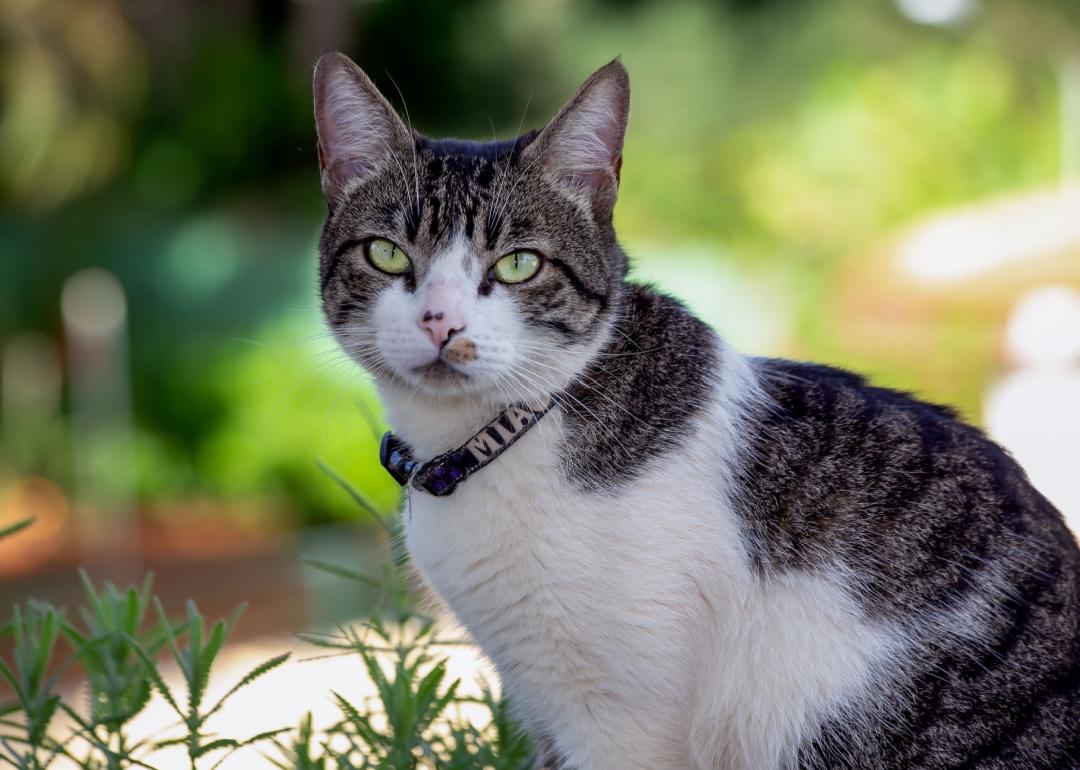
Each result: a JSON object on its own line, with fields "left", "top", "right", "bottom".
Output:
{"left": 360, "top": 652, "right": 393, "bottom": 713}
{"left": 302, "top": 559, "right": 382, "bottom": 588}
{"left": 331, "top": 692, "right": 376, "bottom": 746}
{"left": 123, "top": 585, "right": 140, "bottom": 635}
{"left": 0, "top": 519, "right": 33, "bottom": 541}
{"left": 29, "top": 608, "right": 58, "bottom": 695}
{"left": 315, "top": 461, "right": 391, "bottom": 536}
{"left": 57, "top": 622, "right": 87, "bottom": 651}
{"left": 352, "top": 396, "right": 384, "bottom": 443}
{"left": 415, "top": 660, "right": 447, "bottom": 713}
{"left": 152, "top": 736, "right": 190, "bottom": 750}
{"left": 294, "top": 632, "right": 357, "bottom": 651}
{"left": 206, "top": 728, "right": 290, "bottom": 770}
{"left": 201, "top": 619, "right": 226, "bottom": 671}
{"left": 77, "top": 571, "right": 107, "bottom": 633}
{"left": 103, "top": 582, "right": 120, "bottom": 629}
{"left": 239, "top": 727, "right": 291, "bottom": 746}
{"left": 152, "top": 598, "right": 187, "bottom": 682}
{"left": 425, "top": 679, "right": 460, "bottom": 730}
{"left": 136, "top": 573, "right": 154, "bottom": 624}
{"left": 262, "top": 749, "right": 294, "bottom": 770}
{"left": 192, "top": 737, "right": 238, "bottom": 758}
{"left": 11, "top": 605, "right": 25, "bottom": 681}
{"left": 58, "top": 702, "right": 98, "bottom": 742}
{"left": 119, "top": 754, "right": 162, "bottom": 770}
{"left": 204, "top": 653, "right": 291, "bottom": 720}
{"left": 223, "top": 602, "right": 248, "bottom": 638}
{"left": 125, "top": 634, "right": 184, "bottom": 719}
{"left": 122, "top": 676, "right": 154, "bottom": 724}
{"left": 0, "top": 735, "right": 18, "bottom": 764}
{"left": 140, "top": 618, "right": 187, "bottom": 659}
{"left": 186, "top": 600, "right": 204, "bottom": 671}
{"left": 0, "top": 659, "right": 24, "bottom": 705}
{"left": 193, "top": 618, "right": 227, "bottom": 713}
{"left": 28, "top": 694, "right": 60, "bottom": 746}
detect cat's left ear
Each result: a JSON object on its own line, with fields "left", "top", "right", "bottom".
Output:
{"left": 530, "top": 59, "right": 630, "bottom": 220}
{"left": 312, "top": 52, "right": 412, "bottom": 203}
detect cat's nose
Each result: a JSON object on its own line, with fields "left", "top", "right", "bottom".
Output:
{"left": 418, "top": 309, "right": 465, "bottom": 349}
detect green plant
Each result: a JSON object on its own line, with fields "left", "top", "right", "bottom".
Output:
{"left": 58, "top": 571, "right": 170, "bottom": 768}
{"left": 294, "top": 614, "right": 533, "bottom": 770}
{"left": 0, "top": 515, "right": 289, "bottom": 769}
{"left": 0, "top": 466, "right": 537, "bottom": 769}
{"left": 304, "top": 619, "right": 462, "bottom": 768}
{"left": 285, "top": 465, "right": 536, "bottom": 769}
{"left": 131, "top": 599, "right": 290, "bottom": 770}
{"left": 0, "top": 520, "right": 64, "bottom": 768}
{"left": 265, "top": 713, "right": 325, "bottom": 770}
{"left": 0, "top": 520, "right": 34, "bottom": 541}
{"left": 0, "top": 601, "right": 66, "bottom": 769}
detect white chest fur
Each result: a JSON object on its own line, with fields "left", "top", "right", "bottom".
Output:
{"left": 387, "top": 362, "right": 902, "bottom": 770}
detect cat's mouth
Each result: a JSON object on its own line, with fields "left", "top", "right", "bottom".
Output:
{"left": 412, "top": 360, "right": 469, "bottom": 384}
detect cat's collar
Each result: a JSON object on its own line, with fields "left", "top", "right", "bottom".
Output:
{"left": 379, "top": 395, "right": 557, "bottom": 497}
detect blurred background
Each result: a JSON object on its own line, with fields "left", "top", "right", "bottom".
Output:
{"left": 2, "top": 0, "right": 1079, "bottom": 631}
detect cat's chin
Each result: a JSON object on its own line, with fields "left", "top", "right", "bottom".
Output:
{"left": 400, "top": 360, "right": 497, "bottom": 400}
{"left": 377, "top": 362, "right": 549, "bottom": 408}
{"left": 412, "top": 360, "right": 469, "bottom": 386}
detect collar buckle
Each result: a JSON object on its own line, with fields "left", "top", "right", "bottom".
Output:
{"left": 378, "top": 396, "right": 555, "bottom": 497}
{"left": 379, "top": 432, "right": 417, "bottom": 487}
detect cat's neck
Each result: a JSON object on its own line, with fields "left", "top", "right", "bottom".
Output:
{"left": 556, "top": 283, "right": 725, "bottom": 489}
{"left": 376, "top": 382, "right": 509, "bottom": 459}
{"left": 377, "top": 283, "right": 722, "bottom": 466}
{"left": 377, "top": 288, "right": 621, "bottom": 458}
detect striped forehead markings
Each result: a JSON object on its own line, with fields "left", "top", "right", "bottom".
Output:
{"left": 420, "top": 154, "right": 503, "bottom": 246}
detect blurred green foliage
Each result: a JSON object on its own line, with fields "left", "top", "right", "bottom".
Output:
{"left": 1, "top": 0, "right": 1077, "bottom": 525}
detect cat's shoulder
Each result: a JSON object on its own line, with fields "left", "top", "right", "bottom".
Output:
{"left": 618, "top": 282, "right": 714, "bottom": 340}
{"left": 752, "top": 357, "right": 961, "bottom": 426}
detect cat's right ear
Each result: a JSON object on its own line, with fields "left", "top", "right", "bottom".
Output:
{"left": 528, "top": 60, "right": 630, "bottom": 221}
{"left": 313, "top": 52, "right": 411, "bottom": 203}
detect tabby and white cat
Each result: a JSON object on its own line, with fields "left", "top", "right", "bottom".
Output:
{"left": 312, "top": 52, "right": 1080, "bottom": 769}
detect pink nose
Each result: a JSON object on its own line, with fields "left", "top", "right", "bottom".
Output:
{"left": 418, "top": 309, "right": 465, "bottom": 348}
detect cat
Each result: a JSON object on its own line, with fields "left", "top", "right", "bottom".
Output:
{"left": 312, "top": 51, "right": 1080, "bottom": 769}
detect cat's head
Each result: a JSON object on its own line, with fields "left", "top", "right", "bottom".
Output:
{"left": 313, "top": 53, "right": 629, "bottom": 405}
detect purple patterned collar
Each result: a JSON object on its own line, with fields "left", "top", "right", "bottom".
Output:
{"left": 379, "top": 396, "right": 557, "bottom": 497}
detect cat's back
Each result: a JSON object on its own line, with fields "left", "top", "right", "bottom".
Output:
{"left": 739, "top": 358, "right": 1080, "bottom": 768}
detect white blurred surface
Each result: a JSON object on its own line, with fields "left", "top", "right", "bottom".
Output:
{"left": 986, "top": 286, "right": 1080, "bottom": 538}
{"left": 897, "top": 186, "right": 1080, "bottom": 285}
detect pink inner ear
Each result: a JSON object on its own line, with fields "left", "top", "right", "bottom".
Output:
{"left": 315, "top": 59, "right": 407, "bottom": 195}
{"left": 539, "top": 70, "right": 628, "bottom": 207}
{"left": 324, "top": 158, "right": 381, "bottom": 192}
{"left": 596, "top": 121, "right": 623, "bottom": 166}
{"left": 338, "top": 158, "right": 378, "bottom": 178}
{"left": 569, "top": 169, "right": 617, "bottom": 194}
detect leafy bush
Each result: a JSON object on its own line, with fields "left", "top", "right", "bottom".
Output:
{"left": 0, "top": 470, "right": 535, "bottom": 770}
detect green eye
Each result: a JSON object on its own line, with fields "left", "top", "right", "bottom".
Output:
{"left": 366, "top": 238, "right": 411, "bottom": 275}
{"left": 492, "top": 250, "right": 543, "bottom": 284}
